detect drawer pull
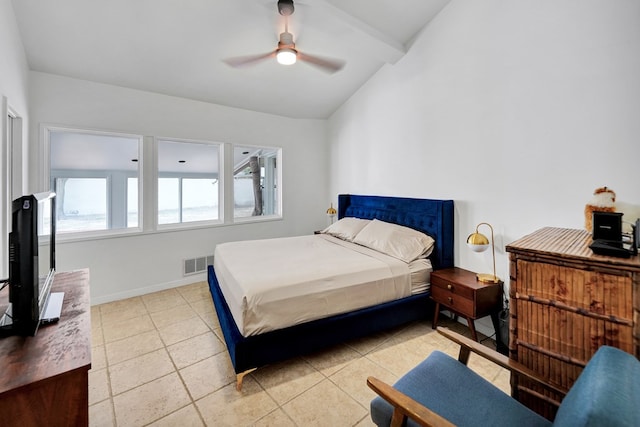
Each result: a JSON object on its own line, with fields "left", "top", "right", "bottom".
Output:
{"left": 447, "top": 284, "right": 452, "bottom": 290}
{"left": 448, "top": 297, "right": 453, "bottom": 304}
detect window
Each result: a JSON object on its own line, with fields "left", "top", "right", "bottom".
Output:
{"left": 45, "top": 127, "right": 281, "bottom": 238}
{"left": 48, "top": 129, "right": 141, "bottom": 235}
{"left": 55, "top": 177, "right": 107, "bottom": 232}
{"left": 233, "top": 145, "right": 280, "bottom": 219}
{"left": 127, "top": 177, "right": 138, "bottom": 228}
{"left": 157, "top": 139, "right": 221, "bottom": 226}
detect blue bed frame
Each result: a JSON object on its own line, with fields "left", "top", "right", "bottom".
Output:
{"left": 208, "top": 194, "right": 454, "bottom": 388}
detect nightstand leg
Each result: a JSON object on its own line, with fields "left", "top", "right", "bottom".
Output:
{"left": 432, "top": 302, "right": 441, "bottom": 329}
{"left": 466, "top": 317, "right": 478, "bottom": 341}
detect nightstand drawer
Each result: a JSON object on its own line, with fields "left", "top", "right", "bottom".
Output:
{"left": 431, "top": 275, "right": 474, "bottom": 299}
{"left": 431, "top": 285, "right": 475, "bottom": 317}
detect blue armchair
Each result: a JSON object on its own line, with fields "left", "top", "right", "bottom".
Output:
{"left": 368, "top": 327, "right": 640, "bottom": 427}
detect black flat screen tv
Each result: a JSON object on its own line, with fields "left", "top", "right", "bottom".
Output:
{"left": 0, "top": 192, "right": 56, "bottom": 337}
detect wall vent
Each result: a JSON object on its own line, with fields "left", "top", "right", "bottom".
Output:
{"left": 183, "top": 255, "right": 214, "bottom": 276}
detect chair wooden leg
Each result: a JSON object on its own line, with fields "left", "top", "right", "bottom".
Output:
{"left": 391, "top": 409, "right": 408, "bottom": 427}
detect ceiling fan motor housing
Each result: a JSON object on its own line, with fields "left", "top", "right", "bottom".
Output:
{"left": 278, "top": 0, "right": 294, "bottom": 16}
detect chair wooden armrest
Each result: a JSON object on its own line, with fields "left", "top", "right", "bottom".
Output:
{"left": 436, "top": 326, "right": 566, "bottom": 397}
{"left": 366, "top": 376, "right": 455, "bottom": 427}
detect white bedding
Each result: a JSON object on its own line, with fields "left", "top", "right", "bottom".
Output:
{"left": 214, "top": 234, "right": 432, "bottom": 337}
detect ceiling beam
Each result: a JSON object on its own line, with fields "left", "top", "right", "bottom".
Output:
{"left": 311, "top": 0, "right": 406, "bottom": 64}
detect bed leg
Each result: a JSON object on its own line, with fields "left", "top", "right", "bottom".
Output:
{"left": 236, "top": 368, "right": 257, "bottom": 391}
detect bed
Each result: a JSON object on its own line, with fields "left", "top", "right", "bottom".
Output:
{"left": 208, "top": 194, "right": 454, "bottom": 389}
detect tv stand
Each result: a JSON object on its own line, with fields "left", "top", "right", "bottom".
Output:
{"left": 0, "top": 269, "right": 91, "bottom": 427}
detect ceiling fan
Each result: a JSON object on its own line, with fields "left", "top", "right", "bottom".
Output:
{"left": 223, "top": 0, "right": 345, "bottom": 74}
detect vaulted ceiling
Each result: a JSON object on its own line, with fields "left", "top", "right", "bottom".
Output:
{"left": 12, "top": 0, "right": 450, "bottom": 119}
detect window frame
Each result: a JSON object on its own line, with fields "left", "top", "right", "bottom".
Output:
{"left": 155, "top": 137, "right": 224, "bottom": 231}
{"left": 43, "top": 125, "right": 144, "bottom": 241}
{"left": 232, "top": 144, "right": 282, "bottom": 223}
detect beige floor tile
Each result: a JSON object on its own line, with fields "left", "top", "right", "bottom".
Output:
{"left": 366, "top": 338, "right": 440, "bottom": 377}
{"left": 102, "top": 314, "right": 155, "bottom": 343}
{"left": 303, "top": 343, "right": 361, "bottom": 377}
{"left": 142, "top": 289, "right": 188, "bottom": 313}
{"left": 109, "top": 348, "right": 175, "bottom": 395}
{"left": 195, "top": 376, "right": 278, "bottom": 426}
{"left": 180, "top": 352, "right": 236, "bottom": 400}
{"left": 329, "top": 356, "right": 397, "bottom": 408}
{"left": 148, "top": 404, "right": 204, "bottom": 427}
{"left": 254, "top": 408, "right": 296, "bottom": 427}
{"left": 211, "top": 327, "right": 225, "bottom": 344}
{"left": 99, "top": 296, "right": 146, "bottom": 314}
{"left": 467, "top": 352, "right": 503, "bottom": 381}
{"left": 355, "top": 414, "right": 377, "bottom": 427}
{"left": 190, "top": 298, "right": 216, "bottom": 318}
{"left": 167, "top": 331, "right": 225, "bottom": 369}
{"left": 282, "top": 379, "right": 368, "bottom": 427}
{"left": 492, "top": 366, "right": 512, "bottom": 394}
{"left": 199, "top": 306, "right": 221, "bottom": 331}
{"left": 100, "top": 298, "right": 148, "bottom": 324}
{"left": 150, "top": 303, "right": 198, "bottom": 329}
{"left": 89, "top": 367, "right": 110, "bottom": 406}
{"left": 91, "top": 305, "right": 102, "bottom": 327}
{"left": 89, "top": 398, "right": 115, "bottom": 427}
{"left": 344, "top": 328, "right": 397, "bottom": 356}
{"left": 105, "top": 329, "right": 164, "bottom": 366}
{"left": 158, "top": 315, "right": 210, "bottom": 346}
{"left": 92, "top": 322, "right": 105, "bottom": 347}
{"left": 252, "top": 357, "right": 324, "bottom": 405}
{"left": 113, "top": 373, "right": 191, "bottom": 427}
{"left": 177, "top": 281, "right": 210, "bottom": 303}
{"left": 91, "top": 344, "right": 107, "bottom": 370}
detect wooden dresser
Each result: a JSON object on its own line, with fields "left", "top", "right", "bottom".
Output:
{"left": 506, "top": 227, "right": 640, "bottom": 420}
{"left": 0, "top": 269, "right": 91, "bottom": 427}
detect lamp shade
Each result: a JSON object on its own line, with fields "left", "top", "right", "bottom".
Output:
{"left": 467, "top": 232, "right": 490, "bottom": 252}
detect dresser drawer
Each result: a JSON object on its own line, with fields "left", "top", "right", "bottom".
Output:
{"left": 431, "top": 285, "right": 475, "bottom": 317}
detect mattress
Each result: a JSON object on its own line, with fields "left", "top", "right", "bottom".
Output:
{"left": 214, "top": 234, "right": 432, "bottom": 337}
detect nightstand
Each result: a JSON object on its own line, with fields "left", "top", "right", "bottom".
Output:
{"left": 430, "top": 267, "right": 504, "bottom": 348}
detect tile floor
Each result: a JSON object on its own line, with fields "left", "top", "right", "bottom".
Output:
{"left": 89, "top": 281, "right": 510, "bottom": 426}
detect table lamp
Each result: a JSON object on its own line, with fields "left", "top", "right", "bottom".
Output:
{"left": 467, "top": 222, "right": 501, "bottom": 283}
{"left": 326, "top": 203, "right": 337, "bottom": 225}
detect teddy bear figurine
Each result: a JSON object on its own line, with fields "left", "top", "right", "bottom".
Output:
{"left": 584, "top": 186, "right": 616, "bottom": 232}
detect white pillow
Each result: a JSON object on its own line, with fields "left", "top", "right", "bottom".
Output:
{"left": 321, "top": 217, "right": 371, "bottom": 241}
{"left": 353, "top": 219, "right": 435, "bottom": 263}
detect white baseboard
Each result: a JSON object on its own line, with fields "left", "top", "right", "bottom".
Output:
{"left": 90, "top": 272, "right": 207, "bottom": 305}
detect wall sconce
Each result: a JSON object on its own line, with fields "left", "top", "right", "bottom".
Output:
{"left": 326, "top": 203, "right": 337, "bottom": 225}
{"left": 467, "top": 222, "right": 501, "bottom": 283}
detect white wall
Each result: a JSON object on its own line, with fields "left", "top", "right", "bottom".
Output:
{"left": 0, "top": 1, "right": 31, "bottom": 278}
{"left": 29, "top": 72, "right": 329, "bottom": 304}
{"left": 328, "top": 1, "right": 640, "bottom": 333}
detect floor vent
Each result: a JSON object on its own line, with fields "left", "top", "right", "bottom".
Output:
{"left": 183, "top": 255, "right": 214, "bottom": 276}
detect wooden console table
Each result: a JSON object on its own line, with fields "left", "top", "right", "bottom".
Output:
{"left": 506, "top": 228, "right": 640, "bottom": 420}
{"left": 0, "top": 269, "right": 91, "bottom": 427}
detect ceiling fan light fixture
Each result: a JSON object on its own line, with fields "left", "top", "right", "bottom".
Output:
{"left": 276, "top": 48, "right": 297, "bottom": 65}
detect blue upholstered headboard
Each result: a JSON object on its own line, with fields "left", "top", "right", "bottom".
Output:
{"left": 338, "top": 194, "right": 454, "bottom": 270}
